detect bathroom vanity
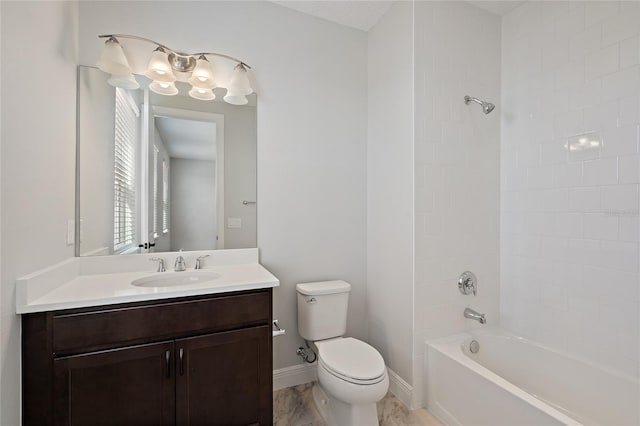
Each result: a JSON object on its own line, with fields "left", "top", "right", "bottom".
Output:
{"left": 17, "top": 249, "right": 278, "bottom": 426}
{"left": 16, "top": 62, "right": 269, "bottom": 424}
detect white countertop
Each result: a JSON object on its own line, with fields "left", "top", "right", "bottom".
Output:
{"left": 16, "top": 249, "right": 279, "bottom": 314}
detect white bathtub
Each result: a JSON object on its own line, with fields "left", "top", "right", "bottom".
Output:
{"left": 425, "top": 329, "right": 639, "bottom": 426}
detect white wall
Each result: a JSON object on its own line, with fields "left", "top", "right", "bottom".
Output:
{"left": 414, "top": 1, "right": 501, "bottom": 406}
{"left": 170, "top": 158, "right": 217, "bottom": 251}
{"left": 0, "top": 2, "right": 79, "bottom": 425}
{"left": 78, "top": 0, "right": 368, "bottom": 372}
{"left": 366, "top": 1, "right": 415, "bottom": 385}
{"left": 501, "top": 1, "right": 640, "bottom": 378}
{"left": 367, "top": 0, "right": 501, "bottom": 406}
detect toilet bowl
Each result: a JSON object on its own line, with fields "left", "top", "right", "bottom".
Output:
{"left": 313, "top": 337, "right": 389, "bottom": 425}
{"left": 296, "top": 281, "right": 389, "bottom": 425}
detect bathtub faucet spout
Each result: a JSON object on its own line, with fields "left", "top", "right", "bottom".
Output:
{"left": 464, "top": 308, "right": 486, "bottom": 324}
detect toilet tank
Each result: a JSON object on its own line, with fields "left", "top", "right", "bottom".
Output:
{"left": 296, "top": 280, "right": 351, "bottom": 341}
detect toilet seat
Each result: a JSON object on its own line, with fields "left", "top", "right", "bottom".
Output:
{"left": 319, "top": 359, "right": 387, "bottom": 385}
{"left": 316, "top": 338, "right": 386, "bottom": 385}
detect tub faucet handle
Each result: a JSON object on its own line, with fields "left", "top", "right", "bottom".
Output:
{"left": 458, "top": 271, "right": 478, "bottom": 296}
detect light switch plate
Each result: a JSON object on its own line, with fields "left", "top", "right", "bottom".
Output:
{"left": 67, "top": 220, "right": 75, "bottom": 245}
{"left": 227, "top": 217, "right": 242, "bottom": 229}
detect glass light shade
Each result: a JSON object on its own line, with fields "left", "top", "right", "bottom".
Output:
{"left": 107, "top": 73, "right": 140, "bottom": 90}
{"left": 149, "top": 81, "right": 178, "bottom": 96}
{"left": 188, "top": 56, "right": 216, "bottom": 89}
{"left": 225, "top": 64, "right": 252, "bottom": 97}
{"left": 189, "top": 87, "right": 216, "bottom": 101}
{"left": 96, "top": 38, "right": 132, "bottom": 75}
{"left": 145, "top": 49, "right": 176, "bottom": 83}
{"left": 223, "top": 94, "right": 248, "bottom": 106}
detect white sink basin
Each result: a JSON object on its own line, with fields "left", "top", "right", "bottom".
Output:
{"left": 131, "top": 271, "right": 221, "bottom": 288}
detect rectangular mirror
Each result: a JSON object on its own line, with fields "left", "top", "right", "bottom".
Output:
{"left": 77, "top": 66, "right": 257, "bottom": 256}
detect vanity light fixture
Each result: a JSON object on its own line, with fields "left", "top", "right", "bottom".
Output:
{"left": 224, "top": 63, "right": 252, "bottom": 105}
{"left": 145, "top": 47, "right": 176, "bottom": 83}
{"left": 189, "top": 87, "right": 216, "bottom": 101}
{"left": 96, "top": 34, "right": 253, "bottom": 104}
{"left": 107, "top": 74, "right": 140, "bottom": 90}
{"left": 149, "top": 80, "right": 179, "bottom": 96}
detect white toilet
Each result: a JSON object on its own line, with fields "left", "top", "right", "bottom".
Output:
{"left": 296, "top": 280, "right": 389, "bottom": 426}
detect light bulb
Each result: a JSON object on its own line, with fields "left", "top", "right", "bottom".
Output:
{"left": 188, "top": 55, "right": 216, "bottom": 89}
{"left": 107, "top": 73, "right": 140, "bottom": 90}
{"left": 145, "top": 48, "right": 176, "bottom": 83}
{"left": 223, "top": 94, "right": 248, "bottom": 105}
{"left": 149, "top": 80, "right": 178, "bottom": 96}
{"left": 189, "top": 86, "right": 215, "bottom": 101}
{"left": 225, "top": 63, "right": 252, "bottom": 97}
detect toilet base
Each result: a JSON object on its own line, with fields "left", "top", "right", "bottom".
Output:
{"left": 312, "top": 383, "right": 331, "bottom": 424}
{"left": 312, "top": 383, "right": 379, "bottom": 426}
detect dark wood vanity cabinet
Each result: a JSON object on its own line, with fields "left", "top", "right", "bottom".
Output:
{"left": 22, "top": 289, "right": 273, "bottom": 426}
{"left": 53, "top": 341, "right": 176, "bottom": 426}
{"left": 176, "top": 327, "right": 271, "bottom": 425}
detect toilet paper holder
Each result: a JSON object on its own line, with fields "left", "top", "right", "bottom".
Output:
{"left": 272, "top": 320, "right": 285, "bottom": 337}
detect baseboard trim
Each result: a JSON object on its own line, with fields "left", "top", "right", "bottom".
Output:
{"left": 273, "top": 363, "right": 415, "bottom": 410}
{"left": 428, "top": 401, "right": 460, "bottom": 426}
{"left": 273, "top": 363, "right": 317, "bottom": 391}
{"left": 387, "top": 367, "right": 414, "bottom": 409}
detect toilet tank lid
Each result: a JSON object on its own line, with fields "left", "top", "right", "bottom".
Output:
{"left": 296, "top": 280, "right": 351, "bottom": 296}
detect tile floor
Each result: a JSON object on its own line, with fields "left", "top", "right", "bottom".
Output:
{"left": 273, "top": 383, "right": 441, "bottom": 426}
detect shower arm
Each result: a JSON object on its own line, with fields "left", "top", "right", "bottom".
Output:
{"left": 463, "top": 95, "right": 495, "bottom": 114}
{"left": 464, "top": 96, "right": 483, "bottom": 106}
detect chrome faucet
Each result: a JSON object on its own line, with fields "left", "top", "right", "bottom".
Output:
{"left": 174, "top": 256, "right": 186, "bottom": 272}
{"left": 464, "top": 308, "right": 486, "bottom": 324}
{"left": 150, "top": 257, "right": 166, "bottom": 272}
{"left": 195, "top": 254, "right": 210, "bottom": 270}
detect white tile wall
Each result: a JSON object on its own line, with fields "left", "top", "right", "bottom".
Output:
{"left": 414, "top": 1, "right": 501, "bottom": 405}
{"left": 502, "top": 1, "right": 640, "bottom": 378}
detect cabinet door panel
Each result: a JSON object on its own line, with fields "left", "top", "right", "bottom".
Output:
{"left": 176, "top": 326, "right": 271, "bottom": 426}
{"left": 53, "top": 341, "right": 175, "bottom": 426}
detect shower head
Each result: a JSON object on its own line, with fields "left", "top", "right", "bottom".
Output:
{"left": 482, "top": 102, "right": 495, "bottom": 114}
{"left": 464, "top": 95, "right": 495, "bottom": 114}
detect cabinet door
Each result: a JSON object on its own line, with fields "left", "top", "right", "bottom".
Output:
{"left": 176, "top": 326, "right": 272, "bottom": 426}
{"left": 53, "top": 341, "right": 175, "bottom": 426}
